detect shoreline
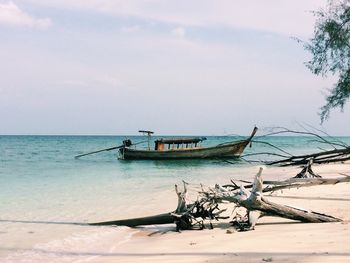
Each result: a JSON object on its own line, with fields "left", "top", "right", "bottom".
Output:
{"left": 3, "top": 163, "right": 350, "bottom": 262}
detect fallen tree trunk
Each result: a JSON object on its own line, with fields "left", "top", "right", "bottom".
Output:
{"left": 225, "top": 176, "right": 350, "bottom": 193}
{"left": 90, "top": 182, "right": 208, "bottom": 230}
{"left": 242, "top": 127, "right": 350, "bottom": 166}
{"left": 224, "top": 161, "right": 350, "bottom": 193}
{"left": 89, "top": 213, "right": 174, "bottom": 227}
{"left": 90, "top": 167, "right": 344, "bottom": 231}
{"left": 215, "top": 168, "right": 341, "bottom": 230}
{"left": 267, "top": 148, "right": 350, "bottom": 166}
{"left": 263, "top": 176, "right": 350, "bottom": 193}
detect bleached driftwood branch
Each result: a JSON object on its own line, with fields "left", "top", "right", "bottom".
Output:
{"left": 213, "top": 168, "right": 341, "bottom": 230}
{"left": 90, "top": 166, "right": 343, "bottom": 231}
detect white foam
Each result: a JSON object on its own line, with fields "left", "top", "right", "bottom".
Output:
{"left": 5, "top": 226, "right": 138, "bottom": 263}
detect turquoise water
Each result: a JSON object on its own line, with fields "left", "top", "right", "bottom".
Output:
{"left": 1, "top": 135, "right": 349, "bottom": 261}
{"left": 1, "top": 135, "right": 350, "bottom": 210}
{"left": 1, "top": 135, "right": 349, "bottom": 216}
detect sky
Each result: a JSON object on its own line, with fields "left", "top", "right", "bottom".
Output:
{"left": 0, "top": 0, "right": 349, "bottom": 135}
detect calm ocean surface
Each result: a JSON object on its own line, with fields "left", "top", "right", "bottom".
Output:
{"left": 1, "top": 135, "right": 350, "bottom": 261}
{"left": 1, "top": 135, "right": 350, "bottom": 217}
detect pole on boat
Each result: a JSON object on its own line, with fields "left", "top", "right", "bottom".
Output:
{"left": 74, "top": 140, "right": 132, "bottom": 159}
{"left": 138, "top": 130, "right": 154, "bottom": 150}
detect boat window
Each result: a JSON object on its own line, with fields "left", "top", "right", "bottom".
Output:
{"left": 155, "top": 137, "right": 206, "bottom": 150}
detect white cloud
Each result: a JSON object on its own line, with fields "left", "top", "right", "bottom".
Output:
{"left": 172, "top": 26, "right": 185, "bottom": 37}
{"left": 26, "top": 0, "right": 327, "bottom": 36}
{"left": 0, "top": 1, "right": 51, "bottom": 29}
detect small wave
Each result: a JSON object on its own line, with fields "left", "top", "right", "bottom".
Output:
{"left": 5, "top": 226, "right": 139, "bottom": 263}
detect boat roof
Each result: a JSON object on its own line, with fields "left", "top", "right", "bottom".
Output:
{"left": 155, "top": 137, "right": 206, "bottom": 144}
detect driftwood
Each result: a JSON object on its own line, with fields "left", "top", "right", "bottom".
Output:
{"left": 90, "top": 213, "right": 174, "bottom": 227}
{"left": 90, "top": 182, "right": 189, "bottom": 229}
{"left": 262, "top": 176, "right": 350, "bottom": 193}
{"left": 241, "top": 127, "right": 350, "bottom": 166}
{"left": 90, "top": 164, "right": 345, "bottom": 231}
{"left": 222, "top": 161, "right": 350, "bottom": 193}
{"left": 294, "top": 158, "right": 321, "bottom": 178}
{"left": 267, "top": 147, "right": 350, "bottom": 166}
{"left": 90, "top": 181, "right": 226, "bottom": 231}
{"left": 214, "top": 168, "right": 341, "bottom": 231}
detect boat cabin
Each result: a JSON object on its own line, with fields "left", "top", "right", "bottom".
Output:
{"left": 154, "top": 137, "right": 206, "bottom": 151}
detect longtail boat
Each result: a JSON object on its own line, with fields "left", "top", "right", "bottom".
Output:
{"left": 118, "top": 127, "right": 258, "bottom": 160}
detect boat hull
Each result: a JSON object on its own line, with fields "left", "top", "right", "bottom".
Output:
{"left": 119, "top": 140, "right": 250, "bottom": 160}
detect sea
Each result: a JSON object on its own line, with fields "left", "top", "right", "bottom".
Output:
{"left": 1, "top": 135, "right": 349, "bottom": 261}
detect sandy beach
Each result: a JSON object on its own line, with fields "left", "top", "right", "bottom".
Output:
{"left": 98, "top": 165, "right": 350, "bottom": 263}
{"left": 2, "top": 0, "right": 350, "bottom": 262}
{"left": 3, "top": 164, "right": 350, "bottom": 263}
